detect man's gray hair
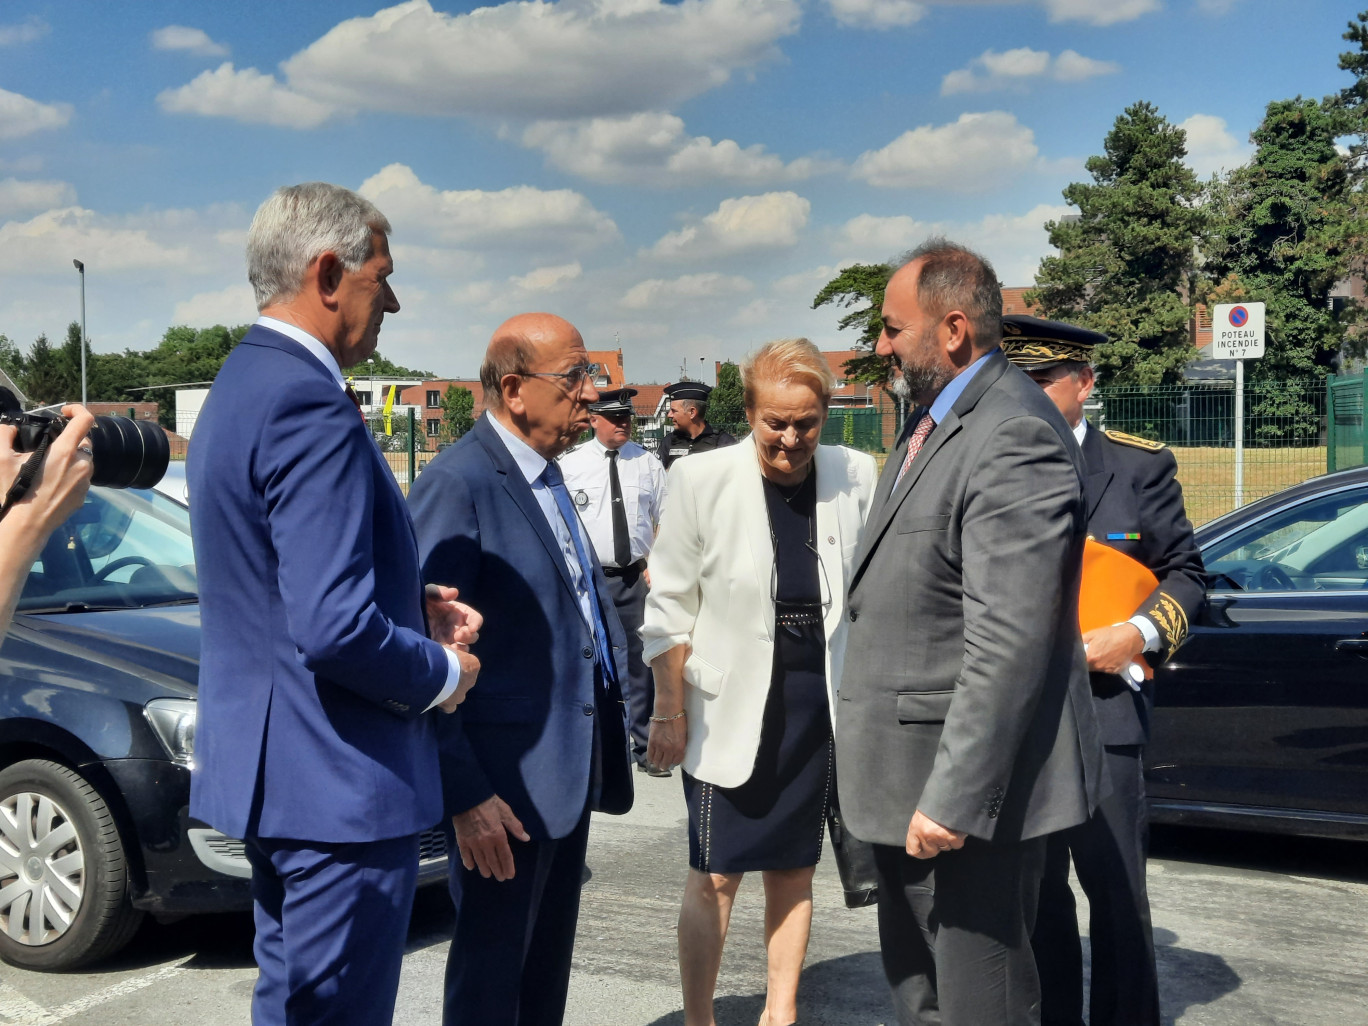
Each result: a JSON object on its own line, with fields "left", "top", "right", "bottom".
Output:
{"left": 898, "top": 237, "right": 1003, "bottom": 348}
{"left": 246, "top": 182, "right": 392, "bottom": 310}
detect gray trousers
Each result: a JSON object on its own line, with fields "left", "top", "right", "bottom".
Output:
{"left": 874, "top": 835, "right": 1047, "bottom": 1026}
{"left": 602, "top": 566, "right": 651, "bottom": 763}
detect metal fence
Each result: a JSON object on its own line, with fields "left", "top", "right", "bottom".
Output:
{"left": 1091, "top": 380, "right": 1328, "bottom": 525}
{"left": 1328, "top": 372, "right": 1368, "bottom": 474}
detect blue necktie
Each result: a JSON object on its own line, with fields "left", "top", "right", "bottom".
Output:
{"left": 542, "top": 461, "right": 618, "bottom": 685}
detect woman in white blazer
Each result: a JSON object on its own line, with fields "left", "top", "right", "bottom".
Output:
{"left": 642, "top": 338, "right": 877, "bottom": 1026}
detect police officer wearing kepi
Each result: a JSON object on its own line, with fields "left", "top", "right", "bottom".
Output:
{"left": 659, "top": 380, "right": 738, "bottom": 469}
{"left": 559, "top": 387, "right": 671, "bottom": 775}
{"left": 1003, "top": 314, "right": 1205, "bottom": 1026}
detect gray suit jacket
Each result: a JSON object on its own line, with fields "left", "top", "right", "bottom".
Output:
{"left": 835, "top": 349, "right": 1105, "bottom": 846}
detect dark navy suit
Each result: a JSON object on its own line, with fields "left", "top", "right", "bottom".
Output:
{"left": 189, "top": 324, "right": 450, "bottom": 1026}
{"left": 409, "top": 413, "right": 633, "bottom": 1026}
{"left": 1032, "top": 424, "right": 1205, "bottom": 1026}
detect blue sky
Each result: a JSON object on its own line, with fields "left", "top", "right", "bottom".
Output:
{"left": 0, "top": 0, "right": 1358, "bottom": 384}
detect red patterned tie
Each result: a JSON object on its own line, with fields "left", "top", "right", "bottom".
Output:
{"left": 345, "top": 383, "right": 366, "bottom": 422}
{"left": 895, "top": 412, "right": 935, "bottom": 487}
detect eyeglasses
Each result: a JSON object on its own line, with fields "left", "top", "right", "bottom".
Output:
{"left": 522, "top": 362, "right": 600, "bottom": 392}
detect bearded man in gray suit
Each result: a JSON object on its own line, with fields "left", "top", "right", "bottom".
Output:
{"left": 835, "top": 239, "right": 1105, "bottom": 1026}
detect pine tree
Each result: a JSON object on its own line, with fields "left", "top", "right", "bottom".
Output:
{"left": 812, "top": 263, "right": 893, "bottom": 386}
{"left": 1027, "top": 102, "right": 1204, "bottom": 385}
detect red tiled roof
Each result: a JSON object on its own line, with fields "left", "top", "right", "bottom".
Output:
{"left": 586, "top": 349, "right": 625, "bottom": 388}
{"left": 627, "top": 383, "right": 666, "bottom": 417}
{"left": 1000, "top": 287, "right": 1039, "bottom": 316}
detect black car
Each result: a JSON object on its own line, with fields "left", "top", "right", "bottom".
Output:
{"left": 1148, "top": 466, "right": 1368, "bottom": 840}
{"left": 0, "top": 482, "right": 449, "bottom": 971}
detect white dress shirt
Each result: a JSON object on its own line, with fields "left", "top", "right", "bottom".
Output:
{"left": 1074, "top": 418, "right": 1160, "bottom": 655}
{"left": 557, "top": 437, "right": 668, "bottom": 567}
{"left": 483, "top": 412, "right": 600, "bottom": 640}
{"left": 256, "top": 316, "right": 462, "bottom": 710}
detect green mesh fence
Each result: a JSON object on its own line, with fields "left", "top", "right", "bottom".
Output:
{"left": 1328, "top": 373, "right": 1367, "bottom": 474}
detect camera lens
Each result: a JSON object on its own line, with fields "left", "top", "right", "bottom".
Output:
{"left": 87, "top": 415, "right": 170, "bottom": 489}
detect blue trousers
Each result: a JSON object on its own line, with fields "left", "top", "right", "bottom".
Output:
{"left": 245, "top": 834, "right": 419, "bottom": 1026}
{"left": 442, "top": 806, "right": 592, "bottom": 1026}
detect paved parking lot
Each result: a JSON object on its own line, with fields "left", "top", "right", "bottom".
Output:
{"left": 2, "top": 773, "right": 1366, "bottom": 1025}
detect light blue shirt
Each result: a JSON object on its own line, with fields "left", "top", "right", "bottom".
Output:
{"left": 484, "top": 411, "right": 599, "bottom": 639}
{"left": 255, "top": 316, "right": 462, "bottom": 711}
{"left": 928, "top": 349, "right": 994, "bottom": 425}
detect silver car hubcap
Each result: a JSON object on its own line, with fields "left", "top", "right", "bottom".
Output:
{"left": 0, "top": 791, "right": 84, "bottom": 945}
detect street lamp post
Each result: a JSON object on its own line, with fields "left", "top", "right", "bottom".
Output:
{"left": 72, "top": 259, "right": 87, "bottom": 405}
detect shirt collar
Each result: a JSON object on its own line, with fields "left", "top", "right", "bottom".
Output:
{"left": 1073, "top": 418, "right": 1088, "bottom": 447}
{"left": 484, "top": 410, "right": 550, "bottom": 485}
{"left": 927, "top": 349, "right": 993, "bottom": 424}
{"left": 257, "top": 316, "right": 344, "bottom": 388}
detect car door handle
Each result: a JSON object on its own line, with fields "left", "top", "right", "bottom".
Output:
{"left": 1334, "top": 638, "right": 1368, "bottom": 655}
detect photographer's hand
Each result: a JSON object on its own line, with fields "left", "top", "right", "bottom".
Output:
{"left": 0, "top": 405, "right": 95, "bottom": 631}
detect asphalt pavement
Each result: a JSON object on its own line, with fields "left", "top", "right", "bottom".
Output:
{"left": 2, "top": 771, "right": 1366, "bottom": 1025}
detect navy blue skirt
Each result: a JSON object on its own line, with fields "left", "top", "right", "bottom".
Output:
{"left": 682, "top": 610, "right": 832, "bottom": 874}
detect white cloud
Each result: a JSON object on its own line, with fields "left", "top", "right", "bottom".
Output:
{"left": 833, "top": 202, "right": 1069, "bottom": 284}
{"left": 1039, "top": 0, "right": 1159, "bottom": 24}
{"left": 511, "top": 263, "right": 583, "bottom": 292}
{"left": 648, "top": 192, "right": 810, "bottom": 261}
{"left": 358, "top": 163, "right": 619, "bottom": 251}
{"left": 1196, "top": 0, "right": 1241, "bottom": 13}
{"left": 0, "top": 207, "right": 197, "bottom": 275}
{"left": 852, "top": 112, "right": 1038, "bottom": 191}
{"left": 172, "top": 283, "right": 257, "bottom": 326}
{"left": 0, "top": 87, "right": 73, "bottom": 140}
{"left": 521, "top": 112, "right": 830, "bottom": 186}
{"left": 0, "top": 16, "right": 49, "bottom": 46}
{"left": 620, "top": 273, "right": 754, "bottom": 310}
{"left": 0, "top": 178, "right": 77, "bottom": 218}
{"left": 200, "top": 0, "right": 800, "bottom": 124}
{"left": 1179, "top": 113, "right": 1252, "bottom": 178}
{"left": 825, "top": 0, "right": 927, "bottom": 29}
{"left": 157, "top": 63, "right": 335, "bottom": 129}
{"left": 942, "top": 47, "right": 1118, "bottom": 94}
{"left": 151, "top": 26, "right": 231, "bottom": 58}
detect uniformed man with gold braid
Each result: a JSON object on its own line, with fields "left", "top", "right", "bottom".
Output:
{"left": 1003, "top": 314, "right": 1204, "bottom": 1026}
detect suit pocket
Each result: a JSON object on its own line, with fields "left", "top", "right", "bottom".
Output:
{"left": 896, "top": 514, "right": 951, "bottom": 535}
{"left": 684, "top": 652, "right": 726, "bottom": 697}
{"left": 896, "top": 689, "right": 955, "bottom": 724}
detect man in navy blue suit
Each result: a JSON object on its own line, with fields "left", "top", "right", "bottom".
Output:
{"left": 188, "top": 182, "right": 480, "bottom": 1026}
{"left": 409, "top": 313, "right": 635, "bottom": 1026}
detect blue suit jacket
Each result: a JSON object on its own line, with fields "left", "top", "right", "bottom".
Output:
{"left": 408, "top": 415, "right": 633, "bottom": 840}
{"left": 188, "top": 325, "right": 448, "bottom": 843}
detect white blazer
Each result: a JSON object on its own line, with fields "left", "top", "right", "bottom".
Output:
{"left": 641, "top": 440, "right": 878, "bottom": 788}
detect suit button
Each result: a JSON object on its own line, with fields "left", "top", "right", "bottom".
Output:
{"left": 582, "top": 703, "right": 595, "bottom": 716}
{"left": 582, "top": 646, "right": 594, "bottom": 659}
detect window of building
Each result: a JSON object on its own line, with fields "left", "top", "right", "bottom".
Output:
{"left": 426, "top": 390, "right": 441, "bottom": 408}
{"left": 427, "top": 419, "right": 442, "bottom": 437}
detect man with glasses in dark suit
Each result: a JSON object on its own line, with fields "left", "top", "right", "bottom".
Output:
{"left": 409, "top": 313, "right": 634, "bottom": 1026}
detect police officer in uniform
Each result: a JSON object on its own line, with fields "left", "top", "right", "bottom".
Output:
{"left": 1003, "top": 315, "right": 1205, "bottom": 1026}
{"left": 659, "top": 380, "right": 738, "bottom": 469}
{"left": 559, "top": 388, "right": 671, "bottom": 775}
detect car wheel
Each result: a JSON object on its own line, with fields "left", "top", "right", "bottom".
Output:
{"left": 0, "top": 759, "right": 144, "bottom": 971}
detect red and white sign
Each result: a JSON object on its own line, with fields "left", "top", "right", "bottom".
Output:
{"left": 1212, "top": 302, "right": 1266, "bottom": 360}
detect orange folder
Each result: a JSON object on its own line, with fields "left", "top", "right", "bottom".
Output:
{"left": 1079, "top": 538, "right": 1158, "bottom": 679}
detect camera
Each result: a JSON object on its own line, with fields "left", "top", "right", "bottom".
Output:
{"left": 0, "top": 387, "right": 169, "bottom": 490}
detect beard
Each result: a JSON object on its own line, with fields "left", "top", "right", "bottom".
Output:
{"left": 888, "top": 356, "right": 953, "bottom": 406}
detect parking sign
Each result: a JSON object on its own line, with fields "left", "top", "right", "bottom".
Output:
{"left": 1212, "top": 302, "right": 1266, "bottom": 359}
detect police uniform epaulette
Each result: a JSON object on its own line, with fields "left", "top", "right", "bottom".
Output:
{"left": 1103, "top": 429, "right": 1166, "bottom": 452}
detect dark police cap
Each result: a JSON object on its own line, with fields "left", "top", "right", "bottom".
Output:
{"left": 588, "top": 387, "right": 638, "bottom": 415}
{"left": 662, "top": 381, "right": 713, "bottom": 402}
{"left": 1001, "top": 315, "right": 1107, "bottom": 370}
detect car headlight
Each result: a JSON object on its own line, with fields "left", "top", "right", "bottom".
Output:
{"left": 144, "top": 698, "right": 196, "bottom": 769}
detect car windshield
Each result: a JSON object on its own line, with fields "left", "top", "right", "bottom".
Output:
{"left": 1205, "top": 486, "right": 1368, "bottom": 591}
{"left": 17, "top": 483, "right": 197, "bottom": 613}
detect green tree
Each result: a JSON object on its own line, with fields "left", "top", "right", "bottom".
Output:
{"left": 1331, "top": 9, "right": 1368, "bottom": 179}
{"left": 0, "top": 334, "right": 24, "bottom": 387}
{"left": 364, "top": 350, "right": 435, "bottom": 377}
{"left": 709, "top": 361, "right": 745, "bottom": 430}
{"left": 1203, "top": 98, "right": 1353, "bottom": 381}
{"left": 1027, "top": 101, "right": 1205, "bottom": 385}
{"left": 440, "top": 385, "right": 474, "bottom": 441}
{"left": 23, "top": 334, "right": 66, "bottom": 406}
{"left": 811, "top": 263, "right": 893, "bottom": 385}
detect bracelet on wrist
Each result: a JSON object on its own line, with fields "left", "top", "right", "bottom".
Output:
{"left": 649, "top": 710, "right": 686, "bottom": 723}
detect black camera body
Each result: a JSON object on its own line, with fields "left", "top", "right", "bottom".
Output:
{"left": 0, "top": 387, "right": 170, "bottom": 490}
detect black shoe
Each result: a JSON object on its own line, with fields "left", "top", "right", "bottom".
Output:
{"left": 636, "top": 761, "right": 672, "bottom": 777}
